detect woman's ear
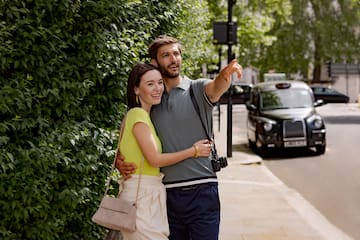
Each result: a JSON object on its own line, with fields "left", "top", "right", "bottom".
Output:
{"left": 134, "top": 86, "right": 139, "bottom": 96}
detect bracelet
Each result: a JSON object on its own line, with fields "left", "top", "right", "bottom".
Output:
{"left": 193, "top": 144, "right": 199, "bottom": 158}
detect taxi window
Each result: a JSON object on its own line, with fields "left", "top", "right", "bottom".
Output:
{"left": 260, "top": 89, "right": 312, "bottom": 110}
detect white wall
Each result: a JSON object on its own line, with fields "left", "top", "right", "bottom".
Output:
{"left": 333, "top": 75, "right": 360, "bottom": 103}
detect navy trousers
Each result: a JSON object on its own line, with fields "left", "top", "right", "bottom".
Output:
{"left": 166, "top": 182, "right": 220, "bottom": 240}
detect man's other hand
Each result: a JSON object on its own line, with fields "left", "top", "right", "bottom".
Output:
{"left": 115, "top": 151, "right": 137, "bottom": 180}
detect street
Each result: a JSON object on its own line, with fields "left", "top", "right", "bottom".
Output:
{"left": 215, "top": 103, "right": 360, "bottom": 239}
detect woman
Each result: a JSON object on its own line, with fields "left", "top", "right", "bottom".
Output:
{"left": 119, "top": 63, "right": 211, "bottom": 240}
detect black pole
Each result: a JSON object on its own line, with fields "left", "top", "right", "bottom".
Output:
{"left": 218, "top": 48, "right": 221, "bottom": 131}
{"left": 226, "top": 0, "right": 234, "bottom": 158}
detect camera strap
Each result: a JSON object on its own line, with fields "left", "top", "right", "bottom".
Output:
{"left": 190, "top": 83, "right": 227, "bottom": 172}
{"left": 189, "top": 83, "right": 213, "bottom": 141}
{"left": 189, "top": 84, "right": 227, "bottom": 172}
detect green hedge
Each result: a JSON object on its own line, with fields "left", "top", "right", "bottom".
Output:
{"left": 0, "top": 0, "right": 185, "bottom": 239}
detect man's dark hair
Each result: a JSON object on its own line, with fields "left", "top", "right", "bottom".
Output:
{"left": 148, "top": 35, "right": 183, "bottom": 60}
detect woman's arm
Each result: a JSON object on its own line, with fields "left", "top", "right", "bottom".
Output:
{"left": 133, "top": 122, "right": 211, "bottom": 168}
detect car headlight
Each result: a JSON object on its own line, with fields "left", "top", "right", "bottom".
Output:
{"left": 263, "top": 122, "right": 273, "bottom": 131}
{"left": 313, "top": 118, "right": 323, "bottom": 128}
{"left": 307, "top": 115, "right": 324, "bottom": 128}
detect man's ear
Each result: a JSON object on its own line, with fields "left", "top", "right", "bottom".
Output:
{"left": 150, "top": 59, "right": 158, "bottom": 67}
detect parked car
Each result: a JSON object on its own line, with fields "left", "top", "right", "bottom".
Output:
{"left": 310, "top": 85, "right": 349, "bottom": 103}
{"left": 219, "top": 82, "right": 253, "bottom": 104}
{"left": 246, "top": 81, "right": 326, "bottom": 156}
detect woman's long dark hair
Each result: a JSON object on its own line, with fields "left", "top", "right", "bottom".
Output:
{"left": 126, "top": 63, "right": 159, "bottom": 109}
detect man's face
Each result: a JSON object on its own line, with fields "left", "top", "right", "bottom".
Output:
{"left": 155, "top": 43, "right": 182, "bottom": 78}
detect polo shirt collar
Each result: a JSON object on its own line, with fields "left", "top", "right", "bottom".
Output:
{"left": 176, "top": 76, "right": 191, "bottom": 91}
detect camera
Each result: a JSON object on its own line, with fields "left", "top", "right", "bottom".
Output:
{"left": 211, "top": 156, "right": 228, "bottom": 172}
{"left": 210, "top": 146, "right": 228, "bottom": 172}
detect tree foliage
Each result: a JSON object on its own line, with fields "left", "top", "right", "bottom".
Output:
{"left": 177, "top": 0, "right": 215, "bottom": 76}
{"left": 207, "top": 0, "right": 359, "bottom": 81}
{"left": 262, "top": 0, "right": 360, "bottom": 81}
{"left": 0, "top": 0, "right": 211, "bottom": 239}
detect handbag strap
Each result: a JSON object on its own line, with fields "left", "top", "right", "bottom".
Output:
{"left": 103, "top": 114, "right": 144, "bottom": 207}
{"left": 134, "top": 155, "right": 144, "bottom": 207}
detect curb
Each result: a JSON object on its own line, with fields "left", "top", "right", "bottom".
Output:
{"left": 260, "top": 165, "right": 353, "bottom": 240}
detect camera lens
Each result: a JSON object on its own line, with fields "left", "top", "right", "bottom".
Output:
{"left": 219, "top": 157, "right": 228, "bottom": 168}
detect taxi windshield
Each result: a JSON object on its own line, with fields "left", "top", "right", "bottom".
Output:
{"left": 260, "top": 88, "right": 313, "bottom": 110}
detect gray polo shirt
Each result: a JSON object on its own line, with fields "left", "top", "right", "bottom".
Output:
{"left": 151, "top": 76, "right": 217, "bottom": 188}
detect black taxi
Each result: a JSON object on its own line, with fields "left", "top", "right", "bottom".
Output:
{"left": 245, "top": 81, "right": 326, "bottom": 156}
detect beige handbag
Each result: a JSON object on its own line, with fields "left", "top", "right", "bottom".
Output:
{"left": 92, "top": 116, "right": 144, "bottom": 232}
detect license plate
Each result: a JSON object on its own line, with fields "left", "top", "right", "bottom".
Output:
{"left": 284, "top": 140, "right": 307, "bottom": 147}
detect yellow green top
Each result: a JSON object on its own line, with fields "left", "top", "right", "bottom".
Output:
{"left": 119, "top": 107, "right": 162, "bottom": 176}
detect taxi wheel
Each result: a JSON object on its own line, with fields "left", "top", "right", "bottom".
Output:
{"left": 248, "top": 139, "right": 256, "bottom": 150}
{"left": 315, "top": 142, "right": 326, "bottom": 155}
{"left": 255, "top": 137, "right": 268, "bottom": 158}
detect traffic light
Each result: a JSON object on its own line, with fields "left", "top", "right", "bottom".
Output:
{"left": 213, "top": 22, "right": 237, "bottom": 45}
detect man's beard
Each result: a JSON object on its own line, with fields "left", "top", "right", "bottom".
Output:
{"left": 159, "top": 64, "right": 180, "bottom": 78}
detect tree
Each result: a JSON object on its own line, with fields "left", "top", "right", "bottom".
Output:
{"left": 176, "top": 0, "right": 215, "bottom": 77}
{"left": 205, "top": 0, "right": 293, "bottom": 78}
{"left": 252, "top": 0, "right": 360, "bottom": 81}
{"left": 206, "top": 0, "right": 360, "bottom": 82}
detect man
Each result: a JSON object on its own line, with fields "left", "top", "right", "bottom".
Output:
{"left": 117, "top": 35, "right": 242, "bottom": 240}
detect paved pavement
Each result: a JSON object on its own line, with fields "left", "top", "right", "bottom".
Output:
{"left": 215, "top": 103, "right": 359, "bottom": 240}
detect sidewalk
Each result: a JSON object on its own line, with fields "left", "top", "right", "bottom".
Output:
{"left": 214, "top": 104, "right": 356, "bottom": 240}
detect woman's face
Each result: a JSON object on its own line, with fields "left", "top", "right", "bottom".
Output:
{"left": 135, "top": 69, "right": 164, "bottom": 111}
